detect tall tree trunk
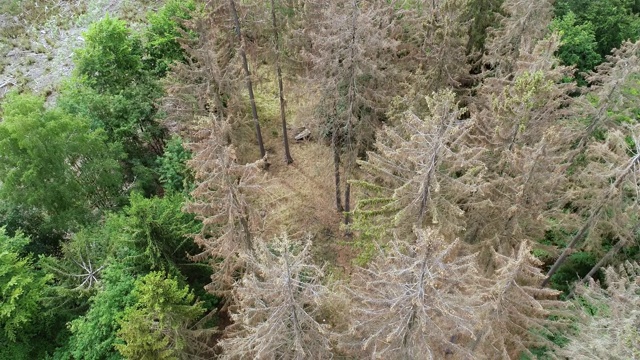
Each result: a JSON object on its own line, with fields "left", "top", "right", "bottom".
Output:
{"left": 332, "top": 124, "right": 343, "bottom": 213}
{"left": 542, "top": 152, "right": 640, "bottom": 287}
{"left": 271, "top": 0, "right": 293, "bottom": 164}
{"left": 342, "top": 0, "right": 358, "bottom": 225}
{"left": 344, "top": 182, "right": 351, "bottom": 224}
{"left": 229, "top": 0, "right": 266, "bottom": 159}
{"left": 568, "top": 237, "right": 628, "bottom": 298}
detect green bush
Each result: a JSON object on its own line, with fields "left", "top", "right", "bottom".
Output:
{"left": 144, "top": 0, "right": 198, "bottom": 76}
{"left": 551, "top": 11, "right": 601, "bottom": 83}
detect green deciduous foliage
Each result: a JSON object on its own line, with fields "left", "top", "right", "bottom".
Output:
{"left": 58, "top": 76, "right": 165, "bottom": 196}
{"left": 555, "top": 0, "right": 640, "bottom": 59}
{"left": 144, "top": 0, "right": 197, "bottom": 77}
{"left": 116, "top": 271, "right": 209, "bottom": 360}
{"left": 0, "top": 92, "right": 124, "bottom": 230}
{"left": 551, "top": 11, "right": 602, "bottom": 82}
{"left": 74, "top": 15, "right": 144, "bottom": 93}
{"left": 59, "top": 78, "right": 165, "bottom": 154}
{"left": 64, "top": 15, "right": 170, "bottom": 195}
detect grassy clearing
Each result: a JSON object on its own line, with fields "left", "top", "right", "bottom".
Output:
{"left": 236, "top": 68, "right": 359, "bottom": 274}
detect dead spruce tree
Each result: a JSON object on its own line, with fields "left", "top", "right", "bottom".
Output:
{"left": 395, "top": 0, "right": 471, "bottom": 98}
{"left": 483, "top": 0, "right": 554, "bottom": 76}
{"left": 219, "top": 234, "right": 334, "bottom": 360}
{"left": 471, "top": 242, "right": 566, "bottom": 359}
{"left": 163, "top": 5, "right": 239, "bottom": 130}
{"left": 307, "top": 0, "right": 397, "bottom": 222}
{"left": 542, "top": 41, "right": 640, "bottom": 286}
{"left": 463, "top": 0, "right": 504, "bottom": 55}
{"left": 575, "top": 41, "right": 640, "bottom": 150}
{"left": 164, "top": 1, "right": 265, "bottom": 159}
{"left": 345, "top": 228, "right": 480, "bottom": 359}
{"left": 184, "top": 117, "right": 265, "bottom": 298}
{"left": 463, "top": 37, "right": 576, "bottom": 271}
{"left": 560, "top": 262, "right": 640, "bottom": 359}
{"left": 572, "top": 223, "right": 640, "bottom": 293}
{"left": 353, "top": 89, "right": 483, "bottom": 242}
{"left": 542, "top": 132, "right": 640, "bottom": 286}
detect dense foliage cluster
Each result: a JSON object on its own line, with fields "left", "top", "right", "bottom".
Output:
{"left": 1, "top": 0, "right": 640, "bottom": 358}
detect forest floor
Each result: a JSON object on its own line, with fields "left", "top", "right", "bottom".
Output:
{"left": 245, "top": 77, "right": 358, "bottom": 278}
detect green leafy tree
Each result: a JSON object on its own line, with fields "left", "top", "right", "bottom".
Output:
{"left": 116, "top": 272, "right": 211, "bottom": 360}
{"left": 64, "top": 15, "right": 168, "bottom": 195}
{"left": 551, "top": 11, "right": 602, "bottom": 82}
{"left": 41, "top": 223, "right": 121, "bottom": 296}
{"left": 0, "top": 230, "right": 65, "bottom": 360}
{"left": 0, "top": 92, "right": 124, "bottom": 230}
{"left": 555, "top": 0, "right": 640, "bottom": 59}
{"left": 58, "top": 78, "right": 164, "bottom": 195}
{"left": 119, "top": 192, "right": 202, "bottom": 275}
{"left": 144, "top": 0, "right": 197, "bottom": 77}
{"left": 74, "top": 15, "right": 145, "bottom": 93}
{"left": 42, "top": 191, "right": 206, "bottom": 303}
{"left": 0, "top": 202, "right": 65, "bottom": 256}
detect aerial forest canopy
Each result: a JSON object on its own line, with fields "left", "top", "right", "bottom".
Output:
{"left": 1, "top": 0, "right": 640, "bottom": 358}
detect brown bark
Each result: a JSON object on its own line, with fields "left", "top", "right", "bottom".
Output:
{"left": 271, "top": 0, "right": 293, "bottom": 164}
{"left": 229, "top": 0, "right": 266, "bottom": 159}
{"left": 344, "top": 182, "right": 351, "bottom": 225}
{"left": 332, "top": 126, "right": 343, "bottom": 213}
{"left": 568, "top": 237, "right": 627, "bottom": 298}
{"left": 342, "top": 0, "right": 358, "bottom": 225}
